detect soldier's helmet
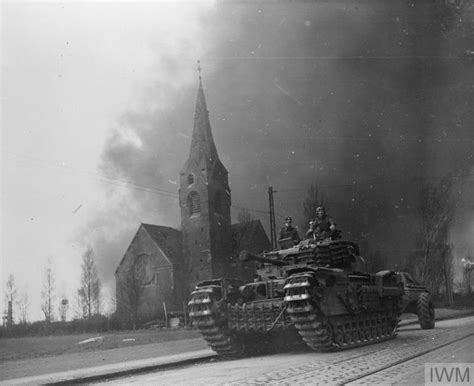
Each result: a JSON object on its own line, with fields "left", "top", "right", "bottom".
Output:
{"left": 285, "top": 216, "right": 292, "bottom": 223}
{"left": 316, "top": 206, "right": 326, "bottom": 216}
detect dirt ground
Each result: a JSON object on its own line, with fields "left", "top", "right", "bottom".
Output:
{"left": 0, "top": 328, "right": 200, "bottom": 362}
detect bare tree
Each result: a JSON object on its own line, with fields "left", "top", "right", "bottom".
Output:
{"left": 78, "top": 247, "right": 101, "bottom": 319}
{"left": 418, "top": 175, "right": 455, "bottom": 279}
{"left": 408, "top": 174, "right": 459, "bottom": 305}
{"left": 117, "top": 256, "right": 148, "bottom": 328}
{"left": 41, "top": 259, "right": 55, "bottom": 323}
{"left": 17, "top": 290, "right": 30, "bottom": 324}
{"left": 5, "top": 274, "right": 17, "bottom": 327}
{"left": 303, "top": 183, "right": 326, "bottom": 221}
{"left": 106, "top": 294, "right": 117, "bottom": 317}
{"left": 72, "top": 291, "right": 85, "bottom": 320}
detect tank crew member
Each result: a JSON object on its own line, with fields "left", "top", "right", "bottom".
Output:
{"left": 306, "top": 206, "right": 337, "bottom": 241}
{"left": 279, "top": 216, "right": 301, "bottom": 245}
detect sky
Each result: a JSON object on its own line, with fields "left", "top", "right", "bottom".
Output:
{"left": 2, "top": 0, "right": 215, "bottom": 320}
{"left": 2, "top": 0, "right": 473, "bottom": 322}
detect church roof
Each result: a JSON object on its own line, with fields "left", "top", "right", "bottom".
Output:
{"left": 141, "top": 223, "right": 183, "bottom": 263}
{"left": 232, "top": 220, "right": 272, "bottom": 254}
{"left": 115, "top": 224, "right": 182, "bottom": 274}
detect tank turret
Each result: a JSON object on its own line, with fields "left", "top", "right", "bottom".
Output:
{"left": 240, "top": 238, "right": 359, "bottom": 272}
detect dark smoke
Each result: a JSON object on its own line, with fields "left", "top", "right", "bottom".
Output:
{"left": 81, "top": 0, "right": 474, "bottom": 292}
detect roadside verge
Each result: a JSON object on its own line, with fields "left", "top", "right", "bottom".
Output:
{"left": 2, "top": 308, "right": 473, "bottom": 385}
{"left": 1, "top": 350, "right": 216, "bottom": 385}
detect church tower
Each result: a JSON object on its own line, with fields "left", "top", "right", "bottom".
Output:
{"left": 179, "top": 66, "right": 233, "bottom": 290}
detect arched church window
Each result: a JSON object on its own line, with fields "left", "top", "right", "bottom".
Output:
{"left": 187, "top": 174, "right": 194, "bottom": 185}
{"left": 187, "top": 191, "right": 201, "bottom": 216}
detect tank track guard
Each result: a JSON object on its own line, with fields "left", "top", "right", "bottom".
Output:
{"left": 188, "top": 286, "right": 244, "bottom": 358}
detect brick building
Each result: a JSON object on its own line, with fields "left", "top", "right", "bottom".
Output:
{"left": 115, "top": 76, "right": 271, "bottom": 323}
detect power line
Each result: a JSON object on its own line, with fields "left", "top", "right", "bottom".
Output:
{"left": 214, "top": 55, "right": 469, "bottom": 61}
{"left": 231, "top": 203, "right": 285, "bottom": 220}
{"left": 277, "top": 172, "right": 474, "bottom": 193}
{"left": 6, "top": 151, "right": 473, "bottom": 220}
{"left": 95, "top": 177, "right": 178, "bottom": 199}
{"left": 4, "top": 151, "right": 179, "bottom": 199}
{"left": 285, "top": 136, "right": 473, "bottom": 143}
{"left": 5, "top": 151, "right": 280, "bottom": 219}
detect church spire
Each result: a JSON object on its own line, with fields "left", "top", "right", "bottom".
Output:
{"left": 179, "top": 62, "right": 232, "bottom": 288}
{"left": 188, "top": 61, "right": 219, "bottom": 167}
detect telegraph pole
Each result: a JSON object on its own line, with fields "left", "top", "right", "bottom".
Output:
{"left": 268, "top": 187, "right": 277, "bottom": 249}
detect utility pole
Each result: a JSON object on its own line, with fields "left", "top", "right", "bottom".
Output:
{"left": 268, "top": 187, "right": 277, "bottom": 249}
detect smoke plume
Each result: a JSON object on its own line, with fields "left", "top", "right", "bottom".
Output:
{"left": 79, "top": 0, "right": 473, "bottom": 293}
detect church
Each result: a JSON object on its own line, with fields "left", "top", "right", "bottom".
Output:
{"left": 115, "top": 73, "right": 271, "bottom": 324}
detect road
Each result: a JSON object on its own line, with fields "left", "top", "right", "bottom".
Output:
{"left": 97, "top": 316, "right": 474, "bottom": 385}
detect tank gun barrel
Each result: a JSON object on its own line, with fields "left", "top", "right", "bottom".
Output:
{"left": 239, "top": 250, "right": 289, "bottom": 266}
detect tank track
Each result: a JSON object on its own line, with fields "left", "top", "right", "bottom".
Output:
{"left": 285, "top": 273, "right": 401, "bottom": 351}
{"left": 188, "top": 288, "right": 243, "bottom": 357}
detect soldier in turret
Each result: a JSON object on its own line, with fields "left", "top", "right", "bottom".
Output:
{"left": 306, "top": 206, "right": 337, "bottom": 241}
{"left": 279, "top": 216, "right": 301, "bottom": 245}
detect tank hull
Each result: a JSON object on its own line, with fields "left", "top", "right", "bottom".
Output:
{"left": 188, "top": 265, "right": 403, "bottom": 356}
{"left": 284, "top": 270, "right": 402, "bottom": 351}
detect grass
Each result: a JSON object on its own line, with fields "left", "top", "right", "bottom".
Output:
{"left": 0, "top": 328, "right": 200, "bottom": 362}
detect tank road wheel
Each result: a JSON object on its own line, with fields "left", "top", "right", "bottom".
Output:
{"left": 199, "top": 322, "right": 244, "bottom": 357}
{"left": 417, "top": 292, "right": 435, "bottom": 329}
{"left": 285, "top": 272, "right": 403, "bottom": 351}
{"left": 298, "top": 320, "right": 334, "bottom": 351}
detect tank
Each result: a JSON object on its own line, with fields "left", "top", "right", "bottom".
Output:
{"left": 188, "top": 237, "right": 404, "bottom": 357}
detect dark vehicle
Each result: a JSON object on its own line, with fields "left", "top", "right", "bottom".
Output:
{"left": 398, "top": 272, "right": 435, "bottom": 329}
{"left": 188, "top": 237, "right": 404, "bottom": 357}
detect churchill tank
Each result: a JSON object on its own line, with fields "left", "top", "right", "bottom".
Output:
{"left": 188, "top": 236, "right": 404, "bottom": 357}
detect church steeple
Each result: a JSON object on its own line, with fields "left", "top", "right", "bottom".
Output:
{"left": 182, "top": 61, "right": 227, "bottom": 176}
{"left": 179, "top": 62, "right": 233, "bottom": 290}
{"left": 189, "top": 77, "right": 219, "bottom": 166}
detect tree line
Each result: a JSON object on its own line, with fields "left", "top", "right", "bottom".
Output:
{"left": 301, "top": 170, "right": 472, "bottom": 305}
{"left": 4, "top": 170, "right": 472, "bottom": 331}
{"left": 234, "top": 170, "right": 472, "bottom": 305}
{"left": 3, "top": 247, "right": 102, "bottom": 328}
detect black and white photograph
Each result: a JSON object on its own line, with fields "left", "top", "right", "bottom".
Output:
{"left": 1, "top": 0, "right": 473, "bottom": 384}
